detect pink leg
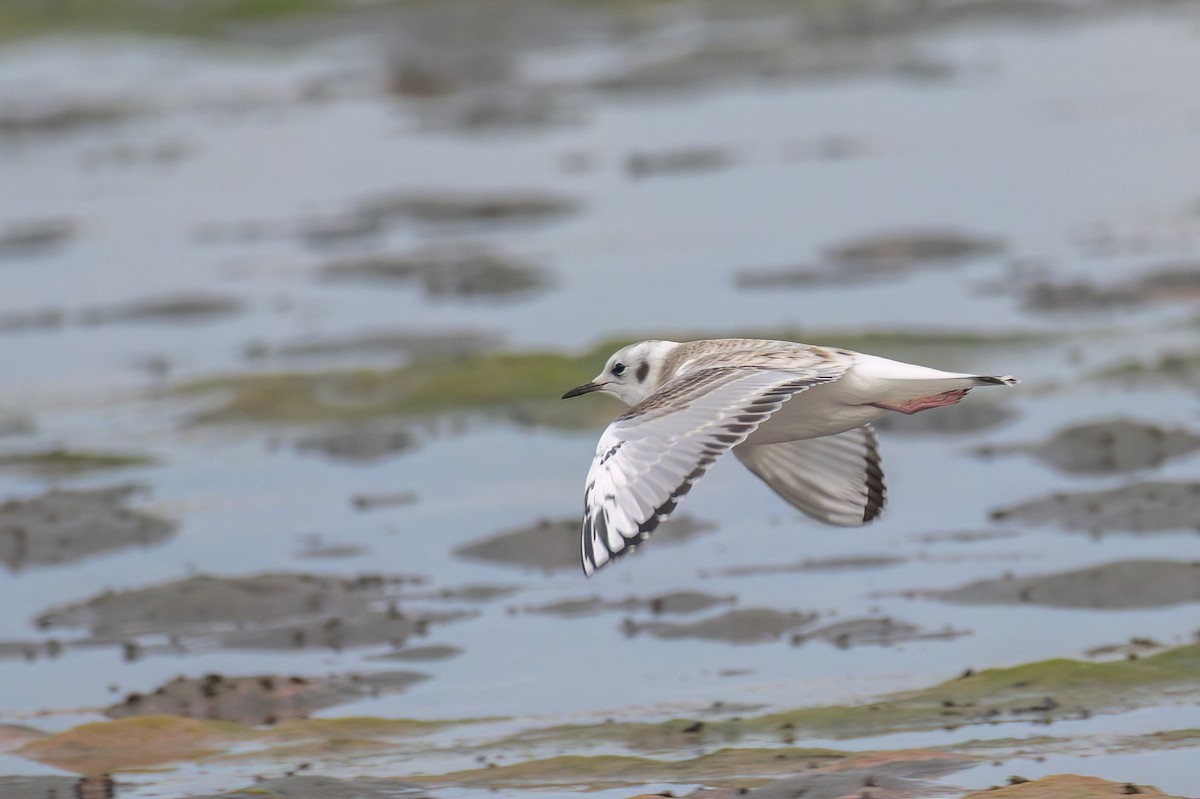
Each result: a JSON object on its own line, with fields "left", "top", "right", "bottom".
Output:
{"left": 871, "top": 389, "right": 970, "bottom": 415}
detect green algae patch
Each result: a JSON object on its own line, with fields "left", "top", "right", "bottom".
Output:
{"left": 268, "top": 716, "right": 467, "bottom": 739}
{"left": 177, "top": 348, "right": 614, "bottom": 428}
{"left": 494, "top": 644, "right": 1200, "bottom": 750}
{"left": 1121, "top": 728, "right": 1200, "bottom": 751}
{"left": 946, "top": 735, "right": 1066, "bottom": 753}
{"left": 19, "top": 715, "right": 249, "bottom": 774}
{"left": 177, "top": 327, "right": 1042, "bottom": 428}
{"left": 0, "top": 0, "right": 344, "bottom": 40}
{"left": 413, "top": 746, "right": 846, "bottom": 790}
{"left": 0, "top": 449, "right": 155, "bottom": 477}
{"left": 1090, "top": 351, "right": 1200, "bottom": 386}
{"left": 959, "top": 774, "right": 1182, "bottom": 798}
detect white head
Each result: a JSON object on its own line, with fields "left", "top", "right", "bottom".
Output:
{"left": 562, "top": 340, "right": 679, "bottom": 406}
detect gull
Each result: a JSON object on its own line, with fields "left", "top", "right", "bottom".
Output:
{"left": 561, "top": 338, "right": 1018, "bottom": 576}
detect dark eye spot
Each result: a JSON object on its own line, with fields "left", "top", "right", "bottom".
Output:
{"left": 636, "top": 362, "right": 650, "bottom": 382}
{"left": 611, "top": 363, "right": 625, "bottom": 376}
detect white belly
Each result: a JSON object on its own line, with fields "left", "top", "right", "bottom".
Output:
{"left": 741, "top": 356, "right": 973, "bottom": 445}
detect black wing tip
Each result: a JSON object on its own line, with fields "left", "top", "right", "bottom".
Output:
{"left": 975, "top": 374, "right": 1019, "bottom": 386}
{"left": 863, "top": 426, "right": 887, "bottom": 523}
{"left": 862, "top": 488, "right": 887, "bottom": 523}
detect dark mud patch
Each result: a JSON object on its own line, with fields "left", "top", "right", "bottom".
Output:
{"left": 874, "top": 401, "right": 1017, "bottom": 436}
{"left": 913, "top": 530, "right": 1021, "bottom": 544}
{"left": 405, "top": 584, "right": 516, "bottom": 603}
{"left": 829, "top": 231, "right": 1005, "bottom": 265}
{"left": 976, "top": 419, "right": 1200, "bottom": 475}
{"left": 521, "top": 590, "right": 735, "bottom": 618}
{"left": 107, "top": 671, "right": 428, "bottom": 725}
{"left": 626, "top": 146, "right": 734, "bottom": 178}
{"left": 0, "top": 414, "right": 35, "bottom": 437}
{"left": 454, "top": 515, "right": 715, "bottom": 572}
{"left": 212, "top": 607, "right": 469, "bottom": 653}
{"left": 736, "top": 231, "right": 1004, "bottom": 288}
{"left": 247, "top": 328, "right": 497, "bottom": 364}
{"left": 352, "top": 490, "right": 418, "bottom": 511}
{"left": 0, "top": 449, "right": 155, "bottom": 477}
{"left": 990, "top": 481, "right": 1200, "bottom": 534}
{"left": 32, "top": 572, "right": 467, "bottom": 656}
{"left": 0, "top": 776, "right": 114, "bottom": 799}
{"left": 0, "top": 308, "right": 65, "bottom": 333}
{"left": 296, "top": 212, "right": 387, "bottom": 247}
{"left": 320, "top": 243, "right": 548, "bottom": 300}
{"left": 418, "top": 86, "right": 584, "bottom": 132}
{"left": 704, "top": 554, "right": 902, "bottom": 578}
{"left": 625, "top": 608, "right": 817, "bottom": 644}
{"left": 35, "top": 572, "right": 415, "bottom": 635}
{"left": 931, "top": 560, "right": 1200, "bottom": 609}
{"left": 0, "top": 485, "right": 174, "bottom": 571}
{"left": 79, "top": 292, "right": 242, "bottom": 325}
{"left": 356, "top": 189, "right": 579, "bottom": 226}
{"left": 293, "top": 426, "right": 416, "bottom": 463}
{"left": 0, "top": 99, "right": 132, "bottom": 137}
{"left": 0, "top": 638, "right": 68, "bottom": 662}
{"left": 207, "top": 774, "right": 428, "bottom": 799}
{"left": 791, "top": 617, "right": 969, "bottom": 649}
{"left": 960, "top": 775, "right": 1183, "bottom": 799}
{"left": 367, "top": 644, "right": 461, "bottom": 663}
{"left": 1017, "top": 263, "right": 1200, "bottom": 313}
{"left": 0, "top": 219, "right": 77, "bottom": 256}
{"left": 210, "top": 189, "right": 580, "bottom": 247}
{"left": 295, "top": 535, "right": 368, "bottom": 559}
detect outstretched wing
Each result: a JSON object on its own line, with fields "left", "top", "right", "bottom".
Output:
{"left": 581, "top": 363, "right": 847, "bottom": 576}
{"left": 733, "top": 425, "right": 886, "bottom": 527}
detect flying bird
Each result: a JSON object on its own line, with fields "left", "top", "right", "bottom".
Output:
{"left": 562, "top": 338, "right": 1018, "bottom": 576}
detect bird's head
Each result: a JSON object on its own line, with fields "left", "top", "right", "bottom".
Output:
{"left": 561, "top": 340, "right": 678, "bottom": 406}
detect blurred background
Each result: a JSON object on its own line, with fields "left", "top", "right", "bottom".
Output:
{"left": 2, "top": 1, "right": 1200, "bottom": 797}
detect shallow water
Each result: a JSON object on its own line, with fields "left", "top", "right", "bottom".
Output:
{"left": 2, "top": 3, "right": 1200, "bottom": 796}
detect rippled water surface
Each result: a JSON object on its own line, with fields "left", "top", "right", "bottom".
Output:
{"left": 2, "top": 3, "right": 1200, "bottom": 796}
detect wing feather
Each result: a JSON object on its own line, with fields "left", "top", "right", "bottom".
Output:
{"left": 733, "top": 425, "right": 886, "bottom": 527}
{"left": 581, "top": 363, "right": 847, "bottom": 575}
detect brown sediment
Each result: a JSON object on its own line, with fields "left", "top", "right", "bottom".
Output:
{"left": 454, "top": 515, "right": 715, "bottom": 572}
{"left": 958, "top": 774, "right": 1181, "bottom": 798}
{"left": 319, "top": 242, "right": 549, "bottom": 299}
{"left": 975, "top": 419, "right": 1200, "bottom": 475}
{"left": 990, "top": 482, "right": 1200, "bottom": 534}
{"left": 293, "top": 426, "right": 416, "bottom": 462}
{"left": 78, "top": 292, "right": 242, "bottom": 325}
{"left": 736, "top": 231, "right": 1005, "bottom": 288}
{"left": 106, "top": 671, "right": 428, "bottom": 725}
{"left": 0, "top": 485, "right": 174, "bottom": 571}
{"left": 625, "top": 608, "right": 818, "bottom": 644}
{"left": 930, "top": 560, "right": 1200, "bottom": 609}
{"left": 520, "top": 590, "right": 735, "bottom": 618}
